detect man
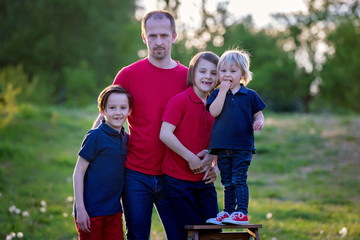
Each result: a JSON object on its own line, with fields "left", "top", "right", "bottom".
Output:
{"left": 95, "top": 10, "right": 218, "bottom": 240}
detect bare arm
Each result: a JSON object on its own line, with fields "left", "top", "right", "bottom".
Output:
{"left": 92, "top": 114, "right": 104, "bottom": 129}
{"left": 253, "top": 110, "right": 264, "bottom": 131}
{"left": 209, "top": 81, "right": 230, "bottom": 117}
{"left": 159, "top": 121, "right": 203, "bottom": 173}
{"left": 73, "top": 157, "right": 91, "bottom": 233}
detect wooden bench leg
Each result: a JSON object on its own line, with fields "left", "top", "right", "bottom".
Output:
{"left": 187, "top": 230, "right": 199, "bottom": 240}
{"left": 248, "top": 228, "right": 260, "bottom": 239}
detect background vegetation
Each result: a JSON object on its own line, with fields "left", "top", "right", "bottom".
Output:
{"left": 1, "top": 106, "right": 359, "bottom": 239}
{"left": 1, "top": 0, "right": 359, "bottom": 239}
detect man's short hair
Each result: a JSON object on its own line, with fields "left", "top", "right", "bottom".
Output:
{"left": 141, "top": 10, "right": 176, "bottom": 36}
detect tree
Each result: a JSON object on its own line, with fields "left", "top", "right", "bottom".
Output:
{"left": 0, "top": 0, "right": 142, "bottom": 105}
{"left": 320, "top": 2, "right": 360, "bottom": 111}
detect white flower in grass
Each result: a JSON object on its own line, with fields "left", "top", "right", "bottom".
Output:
{"left": 40, "top": 207, "right": 46, "bottom": 213}
{"left": 15, "top": 208, "right": 21, "bottom": 214}
{"left": 66, "top": 196, "right": 74, "bottom": 203}
{"left": 9, "top": 205, "right": 16, "bottom": 213}
{"left": 271, "top": 237, "right": 277, "bottom": 240}
{"left": 40, "top": 200, "right": 47, "bottom": 207}
{"left": 17, "top": 232, "right": 24, "bottom": 238}
{"left": 6, "top": 232, "right": 16, "bottom": 239}
{"left": 22, "top": 211, "right": 30, "bottom": 217}
{"left": 63, "top": 212, "right": 68, "bottom": 217}
{"left": 339, "top": 227, "right": 347, "bottom": 238}
{"left": 266, "top": 212, "right": 273, "bottom": 219}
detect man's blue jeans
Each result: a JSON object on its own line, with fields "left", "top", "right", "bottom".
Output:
{"left": 122, "top": 168, "right": 178, "bottom": 240}
{"left": 217, "top": 150, "right": 252, "bottom": 215}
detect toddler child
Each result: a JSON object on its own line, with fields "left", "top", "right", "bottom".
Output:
{"left": 206, "top": 49, "right": 266, "bottom": 225}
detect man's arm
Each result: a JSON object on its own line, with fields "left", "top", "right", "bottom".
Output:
{"left": 92, "top": 114, "right": 104, "bottom": 129}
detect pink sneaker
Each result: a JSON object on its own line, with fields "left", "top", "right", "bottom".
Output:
{"left": 206, "top": 211, "right": 230, "bottom": 225}
{"left": 222, "top": 212, "right": 249, "bottom": 225}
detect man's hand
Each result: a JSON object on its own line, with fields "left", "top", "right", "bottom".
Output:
{"left": 197, "top": 150, "right": 214, "bottom": 169}
{"left": 202, "top": 165, "right": 219, "bottom": 184}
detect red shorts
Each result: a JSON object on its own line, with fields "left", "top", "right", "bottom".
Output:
{"left": 75, "top": 212, "right": 124, "bottom": 240}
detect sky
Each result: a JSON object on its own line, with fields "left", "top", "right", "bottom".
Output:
{"left": 138, "top": 0, "right": 308, "bottom": 28}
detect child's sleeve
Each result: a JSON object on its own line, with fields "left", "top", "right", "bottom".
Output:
{"left": 251, "top": 91, "right": 267, "bottom": 114}
{"left": 161, "top": 95, "right": 186, "bottom": 127}
{"left": 206, "top": 89, "right": 219, "bottom": 111}
{"left": 78, "top": 130, "right": 99, "bottom": 163}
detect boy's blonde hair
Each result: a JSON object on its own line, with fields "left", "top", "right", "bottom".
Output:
{"left": 218, "top": 49, "right": 252, "bottom": 85}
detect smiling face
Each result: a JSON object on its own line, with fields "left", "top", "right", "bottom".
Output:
{"left": 142, "top": 17, "right": 176, "bottom": 61}
{"left": 193, "top": 59, "right": 218, "bottom": 98}
{"left": 101, "top": 93, "right": 131, "bottom": 132}
{"left": 218, "top": 62, "right": 243, "bottom": 92}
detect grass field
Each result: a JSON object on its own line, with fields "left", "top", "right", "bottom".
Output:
{"left": 1, "top": 104, "right": 359, "bottom": 239}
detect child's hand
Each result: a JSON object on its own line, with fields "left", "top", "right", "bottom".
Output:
{"left": 76, "top": 208, "right": 91, "bottom": 233}
{"left": 253, "top": 120, "right": 264, "bottom": 131}
{"left": 219, "top": 80, "right": 231, "bottom": 93}
{"left": 186, "top": 152, "right": 203, "bottom": 174}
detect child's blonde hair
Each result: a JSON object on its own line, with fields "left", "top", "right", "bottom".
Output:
{"left": 218, "top": 49, "right": 252, "bottom": 85}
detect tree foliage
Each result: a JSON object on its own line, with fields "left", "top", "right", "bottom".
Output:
{"left": 320, "top": 1, "right": 360, "bottom": 111}
{"left": 0, "top": 0, "right": 142, "bottom": 105}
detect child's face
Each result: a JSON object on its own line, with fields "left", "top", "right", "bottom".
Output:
{"left": 219, "top": 62, "right": 243, "bottom": 90}
{"left": 101, "top": 93, "right": 131, "bottom": 132}
{"left": 193, "top": 58, "right": 217, "bottom": 96}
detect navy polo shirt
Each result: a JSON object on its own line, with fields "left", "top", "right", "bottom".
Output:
{"left": 73, "top": 121, "right": 128, "bottom": 218}
{"left": 207, "top": 85, "right": 266, "bottom": 154}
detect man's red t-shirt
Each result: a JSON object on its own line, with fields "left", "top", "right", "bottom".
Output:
{"left": 161, "top": 87, "right": 214, "bottom": 181}
{"left": 113, "top": 58, "right": 188, "bottom": 175}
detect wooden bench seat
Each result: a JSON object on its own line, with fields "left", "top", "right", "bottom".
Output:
{"left": 185, "top": 224, "right": 262, "bottom": 240}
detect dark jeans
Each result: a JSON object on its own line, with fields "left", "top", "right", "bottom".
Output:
{"left": 122, "top": 168, "right": 178, "bottom": 240}
{"left": 217, "top": 150, "right": 252, "bottom": 215}
{"left": 164, "top": 175, "right": 219, "bottom": 240}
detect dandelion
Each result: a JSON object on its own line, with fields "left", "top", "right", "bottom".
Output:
{"left": 9, "top": 205, "right": 16, "bottom": 213}
{"left": 63, "top": 212, "right": 68, "bottom": 217}
{"left": 6, "top": 232, "right": 16, "bottom": 240}
{"left": 15, "top": 208, "right": 21, "bottom": 214}
{"left": 339, "top": 227, "right": 347, "bottom": 238}
{"left": 40, "top": 207, "right": 46, "bottom": 213}
{"left": 17, "top": 232, "right": 24, "bottom": 238}
{"left": 22, "top": 211, "right": 30, "bottom": 217}
{"left": 40, "top": 200, "right": 47, "bottom": 207}
{"left": 266, "top": 212, "right": 273, "bottom": 219}
{"left": 66, "top": 196, "right": 74, "bottom": 203}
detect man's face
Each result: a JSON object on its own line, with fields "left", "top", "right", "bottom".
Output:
{"left": 142, "top": 17, "right": 176, "bottom": 61}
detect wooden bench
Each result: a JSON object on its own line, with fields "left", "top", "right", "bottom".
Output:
{"left": 185, "top": 224, "right": 262, "bottom": 240}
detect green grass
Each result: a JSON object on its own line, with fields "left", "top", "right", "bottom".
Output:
{"left": 1, "top": 105, "right": 359, "bottom": 239}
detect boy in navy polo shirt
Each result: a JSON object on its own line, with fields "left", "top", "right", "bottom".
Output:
{"left": 206, "top": 49, "right": 266, "bottom": 225}
{"left": 73, "top": 85, "right": 132, "bottom": 240}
